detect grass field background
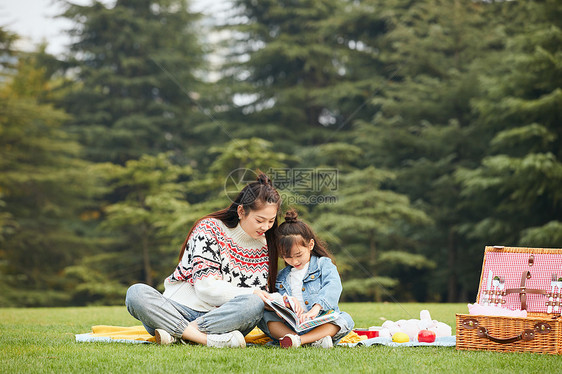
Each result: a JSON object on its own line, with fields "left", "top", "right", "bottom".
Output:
{"left": 1, "top": 302, "right": 560, "bottom": 373}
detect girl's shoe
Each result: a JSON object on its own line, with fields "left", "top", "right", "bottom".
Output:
{"left": 310, "top": 336, "right": 333, "bottom": 348}
{"left": 279, "top": 334, "right": 301, "bottom": 348}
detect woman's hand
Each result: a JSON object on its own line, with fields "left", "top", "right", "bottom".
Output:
{"left": 299, "top": 304, "right": 322, "bottom": 323}
{"left": 253, "top": 289, "right": 273, "bottom": 305}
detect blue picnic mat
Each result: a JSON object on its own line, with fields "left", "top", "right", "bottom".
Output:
{"left": 339, "top": 336, "right": 456, "bottom": 347}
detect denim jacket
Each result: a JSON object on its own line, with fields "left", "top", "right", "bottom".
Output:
{"left": 275, "top": 255, "right": 342, "bottom": 313}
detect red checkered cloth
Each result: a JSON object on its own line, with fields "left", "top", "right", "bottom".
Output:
{"left": 478, "top": 251, "right": 562, "bottom": 313}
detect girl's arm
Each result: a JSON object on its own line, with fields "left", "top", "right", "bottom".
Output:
{"left": 314, "top": 257, "right": 343, "bottom": 312}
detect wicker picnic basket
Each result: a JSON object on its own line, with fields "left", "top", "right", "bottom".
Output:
{"left": 456, "top": 246, "right": 562, "bottom": 354}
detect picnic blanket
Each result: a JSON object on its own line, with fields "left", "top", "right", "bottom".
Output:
{"left": 75, "top": 325, "right": 155, "bottom": 344}
{"left": 75, "top": 325, "right": 363, "bottom": 345}
{"left": 339, "top": 336, "right": 456, "bottom": 347}
{"left": 75, "top": 325, "right": 454, "bottom": 347}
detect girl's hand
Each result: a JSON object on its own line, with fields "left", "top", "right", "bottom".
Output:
{"left": 289, "top": 296, "right": 304, "bottom": 316}
{"left": 253, "top": 289, "right": 273, "bottom": 305}
{"left": 299, "top": 304, "right": 322, "bottom": 323}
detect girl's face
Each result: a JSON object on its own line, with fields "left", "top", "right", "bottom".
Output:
{"left": 238, "top": 203, "right": 278, "bottom": 240}
{"left": 282, "top": 238, "right": 314, "bottom": 270}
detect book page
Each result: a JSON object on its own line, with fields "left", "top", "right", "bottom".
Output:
{"left": 265, "top": 297, "right": 340, "bottom": 333}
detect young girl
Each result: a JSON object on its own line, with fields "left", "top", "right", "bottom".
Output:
{"left": 260, "top": 210, "right": 354, "bottom": 348}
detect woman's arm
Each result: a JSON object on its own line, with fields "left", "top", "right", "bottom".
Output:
{"left": 187, "top": 219, "right": 270, "bottom": 306}
{"left": 193, "top": 276, "right": 256, "bottom": 306}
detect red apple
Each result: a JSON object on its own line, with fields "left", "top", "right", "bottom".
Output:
{"left": 417, "top": 329, "right": 436, "bottom": 343}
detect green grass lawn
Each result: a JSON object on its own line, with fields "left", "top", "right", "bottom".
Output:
{"left": 1, "top": 303, "right": 560, "bottom": 373}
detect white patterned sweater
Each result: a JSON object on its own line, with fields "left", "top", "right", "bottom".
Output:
{"left": 163, "top": 218, "right": 269, "bottom": 312}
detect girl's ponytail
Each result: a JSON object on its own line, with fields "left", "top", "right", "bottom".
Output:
{"left": 283, "top": 209, "right": 298, "bottom": 224}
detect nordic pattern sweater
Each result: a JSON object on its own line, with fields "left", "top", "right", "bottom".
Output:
{"left": 163, "top": 218, "right": 269, "bottom": 312}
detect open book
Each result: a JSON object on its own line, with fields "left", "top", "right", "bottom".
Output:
{"left": 265, "top": 295, "right": 339, "bottom": 333}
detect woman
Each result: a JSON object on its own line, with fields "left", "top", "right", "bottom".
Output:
{"left": 126, "top": 172, "right": 281, "bottom": 347}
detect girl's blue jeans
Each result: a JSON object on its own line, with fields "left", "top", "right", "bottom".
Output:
{"left": 125, "top": 283, "right": 264, "bottom": 338}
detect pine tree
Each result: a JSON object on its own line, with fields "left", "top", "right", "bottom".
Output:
{"left": 219, "top": 0, "right": 359, "bottom": 147}
{"left": 0, "top": 46, "right": 97, "bottom": 306}
{"left": 58, "top": 0, "right": 205, "bottom": 164}
{"left": 341, "top": 0, "right": 504, "bottom": 301}
{"left": 457, "top": 0, "right": 562, "bottom": 248}
{"left": 313, "top": 166, "right": 432, "bottom": 301}
{"left": 182, "top": 137, "right": 293, "bottom": 216}
{"left": 94, "top": 153, "right": 192, "bottom": 288}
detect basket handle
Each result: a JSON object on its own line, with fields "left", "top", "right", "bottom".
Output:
{"left": 476, "top": 326, "right": 535, "bottom": 344}
{"left": 504, "top": 271, "right": 547, "bottom": 310}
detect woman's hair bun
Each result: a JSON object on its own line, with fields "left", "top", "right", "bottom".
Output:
{"left": 284, "top": 209, "right": 299, "bottom": 224}
{"left": 256, "top": 171, "right": 272, "bottom": 186}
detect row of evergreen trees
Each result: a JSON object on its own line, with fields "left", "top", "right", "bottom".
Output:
{"left": 1, "top": 0, "right": 560, "bottom": 306}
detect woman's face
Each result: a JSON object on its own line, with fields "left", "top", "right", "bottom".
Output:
{"left": 238, "top": 203, "right": 278, "bottom": 240}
